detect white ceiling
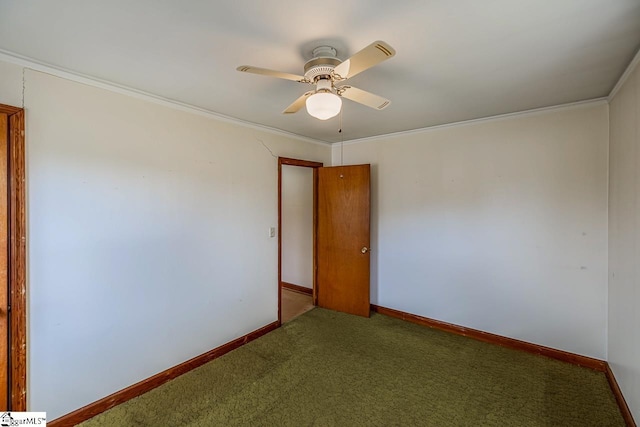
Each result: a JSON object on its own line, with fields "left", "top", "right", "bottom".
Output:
{"left": 1, "top": 0, "right": 639, "bottom": 143}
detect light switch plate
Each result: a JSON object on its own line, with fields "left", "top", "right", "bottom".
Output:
{"left": 269, "top": 227, "right": 276, "bottom": 238}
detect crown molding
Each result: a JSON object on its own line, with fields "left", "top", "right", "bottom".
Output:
{"left": 0, "top": 49, "right": 331, "bottom": 147}
{"left": 608, "top": 47, "right": 640, "bottom": 101}
{"left": 336, "top": 98, "right": 609, "bottom": 146}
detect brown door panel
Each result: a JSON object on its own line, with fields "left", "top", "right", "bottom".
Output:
{"left": 317, "top": 165, "right": 370, "bottom": 317}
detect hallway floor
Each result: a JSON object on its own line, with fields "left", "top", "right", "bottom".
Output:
{"left": 281, "top": 288, "right": 313, "bottom": 323}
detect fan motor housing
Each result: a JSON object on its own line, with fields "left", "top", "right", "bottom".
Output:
{"left": 304, "top": 46, "right": 342, "bottom": 82}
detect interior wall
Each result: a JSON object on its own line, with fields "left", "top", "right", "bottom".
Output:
{"left": 281, "top": 165, "right": 313, "bottom": 289}
{"left": 0, "top": 60, "right": 23, "bottom": 106}
{"left": 333, "top": 103, "right": 609, "bottom": 359}
{"left": 0, "top": 61, "right": 331, "bottom": 419}
{"left": 608, "top": 58, "right": 640, "bottom": 420}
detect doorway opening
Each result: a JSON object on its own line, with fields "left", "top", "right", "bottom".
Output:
{"left": 278, "top": 157, "right": 323, "bottom": 324}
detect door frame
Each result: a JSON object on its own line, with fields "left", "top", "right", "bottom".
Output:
{"left": 277, "top": 157, "right": 323, "bottom": 325}
{"left": 0, "top": 103, "right": 27, "bottom": 411}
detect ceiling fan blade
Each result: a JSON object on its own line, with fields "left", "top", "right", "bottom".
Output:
{"left": 338, "top": 86, "right": 390, "bottom": 110}
{"left": 283, "top": 91, "right": 314, "bottom": 114}
{"left": 236, "top": 65, "right": 307, "bottom": 82}
{"left": 333, "top": 41, "right": 396, "bottom": 80}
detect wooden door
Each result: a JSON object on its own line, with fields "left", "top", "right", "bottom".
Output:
{"left": 0, "top": 113, "right": 8, "bottom": 408}
{"left": 317, "top": 164, "right": 370, "bottom": 317}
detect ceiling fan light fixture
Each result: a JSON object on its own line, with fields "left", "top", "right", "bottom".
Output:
{"left": 238, "top": 41, "right": 395, "bottom": 119}
{"left": 306, "top": 92, "right": 342, "bottom": 120}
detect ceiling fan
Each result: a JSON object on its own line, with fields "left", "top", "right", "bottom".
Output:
{"left": 237, "top": 41, "right": 396, "bottom": 120}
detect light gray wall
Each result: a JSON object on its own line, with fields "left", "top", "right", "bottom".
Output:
{"left": 333, "top": 102, "right": 609, "bottom": 359}
{"left": 608, "top": 58, "right": 640, "bottom": 421}
{"left": 281, "top": 165, "right": 314, "bottom": 288}
{"left": 0, "top": 61, "right": 331, "bottom": 419}
{"left": 0, "top": 60, "right": 23, "bottom": 106}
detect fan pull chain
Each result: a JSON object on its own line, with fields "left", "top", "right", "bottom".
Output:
{"left": 339, "top": 109, "right": 344, "bottom": 166}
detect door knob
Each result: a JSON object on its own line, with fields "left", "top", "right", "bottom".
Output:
{"left": 361, "top": 247, "right": 369, "bottom": 254}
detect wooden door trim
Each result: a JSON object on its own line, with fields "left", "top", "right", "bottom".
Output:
{"left": 278, "top": 157, "right": 323, "bottom": 325}
{"left": 0, "top": 104, "right": 27, "bottom": 410}
{"left": 0, "top": 107, "right": 21, "bottom": 116}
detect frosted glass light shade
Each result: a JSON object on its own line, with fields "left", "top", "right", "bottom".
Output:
{"left": 306, "top": 92, "right": 342, "bottom": 120}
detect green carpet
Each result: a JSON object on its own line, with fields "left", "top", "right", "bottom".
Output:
{"left": 80, "top": 308, "right": 624, "bottom": 426}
